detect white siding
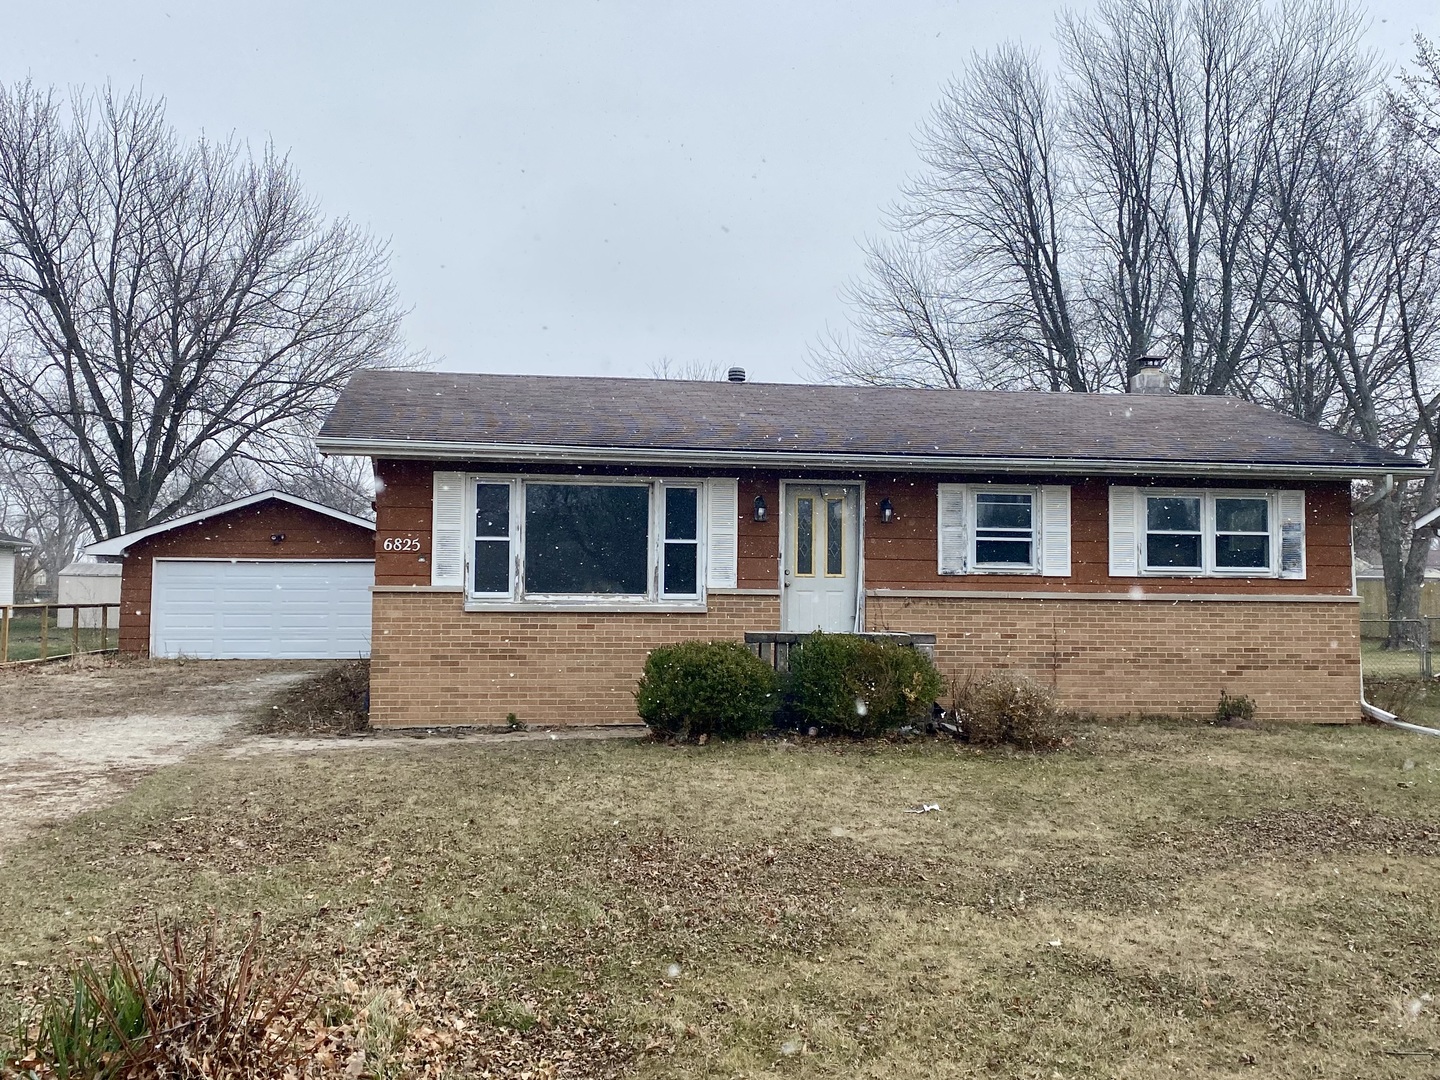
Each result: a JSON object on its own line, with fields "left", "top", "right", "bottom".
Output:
{"left": 0, "top": 550, "right": 13, "bottom": 607}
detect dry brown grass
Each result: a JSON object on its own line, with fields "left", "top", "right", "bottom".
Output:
{"left": 0, "top": 657, "right": 319, "bottom": 722}
{"left": 0, "top": 720, "right": 1437, "bottom": 1078}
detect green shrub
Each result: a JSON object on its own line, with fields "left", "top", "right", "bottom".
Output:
{"left": 635, "top": 640, "right": 781, "bottom": 740}
{"left": 786, "top": 633, "right": 944, "bottom": 737}
{"left": 953, "top": 672, "right": 1066, "bottom": 749}
{"left": 1214, "top": 689, "right": 1257, "bottom": 727}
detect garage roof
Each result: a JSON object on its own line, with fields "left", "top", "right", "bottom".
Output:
{"left": 316, "top": 369, "right": 1425, "bottom": 479}
{"left": 0, "top": 531, "right": 27, "bottom": 551}
{"left": 85, "top": 491, "right": 374, "bottom": 557}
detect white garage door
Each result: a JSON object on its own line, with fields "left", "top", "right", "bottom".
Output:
{"left": 151, "top": 559, "right": 374, "bottom": 660}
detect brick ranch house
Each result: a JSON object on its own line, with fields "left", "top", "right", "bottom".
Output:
{"left": 316, "top": 366, "right": 1425, "bottom": 728}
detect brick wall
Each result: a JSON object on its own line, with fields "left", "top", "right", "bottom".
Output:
{"left": 371, "top": 589, "right": 1358, "bottom": 727}
{"left": 119, "top": 499, "right": 375, "bottom": 656}
{"left": 370, "top": 591, "right": 780, "bottom": 727}
{"left": 867, "top": 594, "right": 1360, "bottom": 724}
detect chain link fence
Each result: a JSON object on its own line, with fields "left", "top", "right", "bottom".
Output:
{"left": 1360, "top": 618, "right": 1433, "bottom": 680}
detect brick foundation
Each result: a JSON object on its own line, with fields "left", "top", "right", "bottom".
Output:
{"left": 370, "top": 591, "right": 780, "bottom": 728}
{"left": 370, "top": 590, "right": 1360, "bottom": 727}
{"left": 867, "top": 594, "right": 1360, "bottom": 724}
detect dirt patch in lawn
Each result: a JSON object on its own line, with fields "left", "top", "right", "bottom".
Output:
{"left": 0, "top": 658, "right": 318, "bottom": 850}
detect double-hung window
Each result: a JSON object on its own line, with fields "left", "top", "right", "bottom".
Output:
{"left": 1141, "top": 491, "right": 1276, "bottom": 575}
{"left": 466, "top": 477, "right": 703, "bottom": 604}
{"left": 973, "top": 491, "right": 1035, "bottom": 570}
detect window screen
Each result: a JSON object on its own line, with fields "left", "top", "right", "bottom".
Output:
{"left": 524, "top": 484, "right": 649, "bottom": 594}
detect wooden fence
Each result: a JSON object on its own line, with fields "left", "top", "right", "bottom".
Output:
{"left": 1356, "top": 578, "right": 1440, "bottom": 620}
{"left": 0, "top": 603, "right": 122, "bottom": 665}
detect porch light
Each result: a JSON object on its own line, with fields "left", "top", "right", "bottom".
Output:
{"left": 753, "top": 495, "right": 768, "bottom": 523}
{"left": 879, "top": 498, "right": 895, "bottom": 524}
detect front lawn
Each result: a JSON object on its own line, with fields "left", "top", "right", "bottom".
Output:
{"left": 1, "top": 721, "right": 1437, "bottom": 1078}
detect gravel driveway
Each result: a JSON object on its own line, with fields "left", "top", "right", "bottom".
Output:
{"left": 0, "top": 659, "right": 318, "bottom": 850}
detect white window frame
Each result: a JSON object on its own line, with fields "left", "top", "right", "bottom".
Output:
{"left": 463, "top": 474, "right": 706, "bottom": 610}
{"left": 1140, "top": 489, "right": 1280, "bottom": 578}
{"left": 969, "top": 486, "right": 1040, "bottom": 575}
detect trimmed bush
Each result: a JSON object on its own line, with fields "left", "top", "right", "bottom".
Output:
{"left": 953, "top": 672, "right": 1066, "bottom": 749}
{"left": 786, "top": 633, "right": 944, "bottom": 737}
{"left": 635, "top": 640, "right": 780, "bottom": 740}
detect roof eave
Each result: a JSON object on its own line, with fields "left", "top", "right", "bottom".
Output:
{"left": 85, "top": 490, "right": 375, "bottom": 557}
{"left": 315, "top": 435, "right": 1427, "bottom": 480}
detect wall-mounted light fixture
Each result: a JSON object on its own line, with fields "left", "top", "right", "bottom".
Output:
{"left": 879, "top": 498, "right": 896, "bottom": 524}
{"left": 753, "top": 495, "right": 769, "bottom": 523}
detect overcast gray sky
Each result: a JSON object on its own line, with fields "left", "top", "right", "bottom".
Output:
{"left": 2, "top": 1, "right": 1434, "bottom": 382}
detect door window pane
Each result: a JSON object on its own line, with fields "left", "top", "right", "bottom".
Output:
{"left": 663, "top": 486, "right": 699, "bottom": 596}
{"left": 1145, "top": 495, "right": 1202, "bottom": 570}
{"left": 524, "top": 484, "right": 649, "bottom": 594}
{"left": 974, "top": 491, "right": 1034, "bottom": 567}
{"left": 795, "top": 497, "right": 814, "bottom": 576}
{"left": 825, "top": 499, "right": 844, "bottom": 576}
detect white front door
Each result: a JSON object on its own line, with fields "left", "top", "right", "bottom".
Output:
{"left": 782, "top": 484, "right": 861, "bottom": 632}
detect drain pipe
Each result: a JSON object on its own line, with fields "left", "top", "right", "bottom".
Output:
{"left": 1360, "top": 696, "right": 1440, "bottom": 738}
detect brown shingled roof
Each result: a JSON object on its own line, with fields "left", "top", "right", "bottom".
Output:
{"left": 316, "top": 369, "right": 1421, "bottom": 477}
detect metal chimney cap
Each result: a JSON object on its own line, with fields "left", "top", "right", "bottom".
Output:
{"left": 727, "top": 367, "right": 747, "bottom": 382}
{"left": 1137, "top": 355, "right": 1167, "bottom": 368}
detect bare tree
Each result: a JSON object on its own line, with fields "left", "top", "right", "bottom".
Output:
{"left": 0, "top": 453, "right": 89, "bottom": 600}
{"left": 0, "top": 82, "right": 408, "bottom": 540}
{"left": 1060, "top": 0, "right": 1170, "bottom": 385}
{"left": 647, "top": 358, "right": 727, "bottom": 380}
{"left": 903, "top": 43, "right": 1094, "bottom": 391}
{"left": 809, "top": 240, "right": 974, "bottom": 388}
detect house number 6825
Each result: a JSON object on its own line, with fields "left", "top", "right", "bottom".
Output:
{"left": 383, "top": 537, "right": 422, "bottom": 552}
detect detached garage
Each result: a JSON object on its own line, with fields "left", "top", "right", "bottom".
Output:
{"left": 87, "top": 491, "right": 375, "bottom": 659}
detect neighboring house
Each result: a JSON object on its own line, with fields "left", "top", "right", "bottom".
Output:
{"left": 55, "top": 562, "right": 123, "bottom": 629}
{"left": 0, "top": 532, "right": 27, "bottom": 607}
{"left": 315, "top": 365, "right": 1424, "bottom": 728}
{"left": 86, "top": 491, "right": 375, "bottom": 660}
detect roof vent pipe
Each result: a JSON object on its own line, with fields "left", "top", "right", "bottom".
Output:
{"left": 1130, "top": 355, "right": 1169, "bottom": 394}
{"left": 727, "top": 367, "right": 747, "bottom": 383}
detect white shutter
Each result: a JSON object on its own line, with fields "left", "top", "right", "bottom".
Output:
{"left": 1040, "top": 485, "right": 1072, "bottom": 576}
{"left": 1109, "top": 486, "right": 1140, "bottom": 577}
{"left": 431, "top": 471, "right": 466, "bottom": 588}
{"left": 1278, "top": 490, "right": 1306, "bottom": 579}
{"left": 705, "top": 478, "right": 739, "bottom": 589}
{"left": 938, "top": 483, "right": 968, "bottom": 575}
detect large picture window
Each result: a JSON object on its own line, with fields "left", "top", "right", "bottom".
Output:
{"left": 468, "top": 478, "right": 704, "bottom": 605}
